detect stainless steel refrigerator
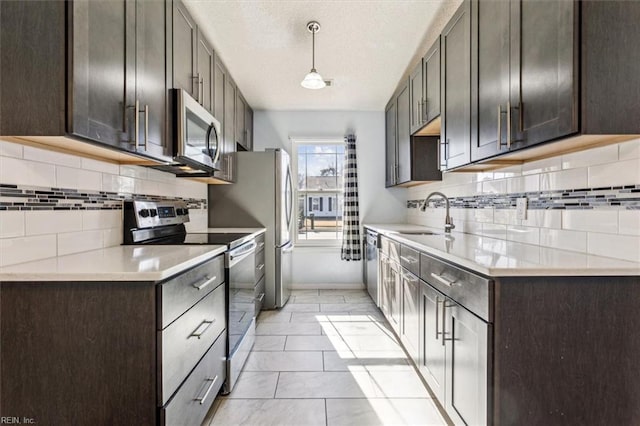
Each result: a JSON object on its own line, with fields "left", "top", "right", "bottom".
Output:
{"left": 208, "top": 149, "right": 293, "bottom": 308}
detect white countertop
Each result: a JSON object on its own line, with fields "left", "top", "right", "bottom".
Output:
{"left": 364, "top": 223, "right": 640, "bottom": 277}
{"left": 0, "top": 245, "right": 227, "bottom": 282}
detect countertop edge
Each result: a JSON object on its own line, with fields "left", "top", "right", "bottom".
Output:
{"left": 365, "top": 223, "right": 640, "bottom": 277}
{"left": 0, "top": 245, "right": 228, "bottom": 282}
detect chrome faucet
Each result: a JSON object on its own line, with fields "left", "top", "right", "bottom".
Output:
{"left": 420, "top": 191, "right": 455, "bottom": 233}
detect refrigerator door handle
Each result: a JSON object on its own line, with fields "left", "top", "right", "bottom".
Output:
{"left": 282, "top": 242, "right": 294, "bottom": 253}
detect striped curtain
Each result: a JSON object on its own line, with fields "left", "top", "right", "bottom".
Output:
{"left": 341, "top": 134, "right": 361, "bottom": 261}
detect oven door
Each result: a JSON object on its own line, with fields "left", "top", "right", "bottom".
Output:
{"left": 174, "top": 89, "right": 221, "bottom": 172}
{"left": 226, "top": 240, "right": 258, "bottom": 354}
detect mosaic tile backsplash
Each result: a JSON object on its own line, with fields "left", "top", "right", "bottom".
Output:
{"left": 0, "top": 138, "right": 209, "bottom": 266}
{"left": 407, "top": 140, "right": 640, "bottom": 263}
{"left": 0, "top": 184, "right": 206, "bottom": 211}
{"left": 407, "top": 185, "right": 640, "bottom": 210}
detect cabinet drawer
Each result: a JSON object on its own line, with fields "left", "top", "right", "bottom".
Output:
{"left": 161, "top": 331, "right": 226, "bottom": 426}
{"left": 255, "top": 248, "right": 265, "bottom": 282}
{"left": 159, "top": 255, "right": 224, "bottom": 329}
{"left": 255, "top": 275, "right": 265, "bottom": 316}
{"left": 400, "top": 245, "right": 420, "bottom": 276}
{"left": 380, "top": 236, "right": 400, "bottom": 263}
{"left": 420, "top": 253, "right": 492, "bottom": 322}
{"left": 255, "top": 232, "right": 265, "bottom": 253}
{"left": 159, "top": 284, "right": 226, "bottom": 404}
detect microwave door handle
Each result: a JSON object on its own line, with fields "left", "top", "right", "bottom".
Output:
{"left": 210, "top": 123, "right": 221, "bottom": 165}
{"left": 205, "top": 125, "right": 212, "bottom": 158}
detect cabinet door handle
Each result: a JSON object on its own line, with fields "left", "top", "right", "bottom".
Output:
{"left": 400, "top": 255, "right": 418, "bottom": 264}
{"left": 144, "top": 104, "right": 149, "bottom": 151}
{"left": 423, "top": 99, "right": 428, "bottom": 122}
{"left": 189, "top": 319, "right": 215, "bottom": 339}
{"left": 256, "top": 293, "right": 265, "bottom": 303}
{"left": 435, "top": 296, "right": 441, "bottom": 339}
{"left": 194, "top": 376, "right": 218, "bottom": 405}
{"left": 257, "top": 263, "right": 265, "bottom": 271}
{"left": 192, "top": 275, "right": 217, "bottom": 291}
{"left": 430, "top": 272, "right": 456, "bottom": 287}
{"left": 441, "top": 300, "right": 448, "bottom": 346}
{"left": 200, "top": 77, "right": 204, "bottom": 106}
{"left": 507, "top": 100, "right": 512, "bottom": 149}
{"left": 192, "top": 74, "right": 201, "bottom": 103}
{"left": 497, "top": 104, "right": 502, "bottom": 150}
{"left": 134, "top": 99, "right": 140, "bottom": 148}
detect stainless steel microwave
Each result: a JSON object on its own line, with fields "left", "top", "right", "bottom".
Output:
{"left": 171, "top": 88, "right": 221, "bottom": 173}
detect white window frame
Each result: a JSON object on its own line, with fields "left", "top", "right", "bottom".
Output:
{"left": 291, "top": 137, "right": 344, "bottom": 247}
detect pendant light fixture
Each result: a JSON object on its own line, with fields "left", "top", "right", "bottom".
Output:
{"left": 301, "top": 21, "right": 326, "bottom": 90}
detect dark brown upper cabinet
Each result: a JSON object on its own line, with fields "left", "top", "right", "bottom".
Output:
{"left": 423, "top": 38, "right": 441, "bottom": 127}
{"left": 440, "top": 0, "right": 472, "bottom": 171}
{"left": 385, "top": 99, "right": 398, "bottom": 187}
{"left": 471, "top": 0, "right": 577, "bottom": 162}
{"left": 385, "top": 81, "right": 442, "bottom": 187}
{"left": 212, "top": 56, "right": 235, "bottom": 182}
{"left": 468, "top": 0, "right": 640, "bottom": 167}
{"left": 410, "top": 37, "right": 442, "bottom": 137}
{"left": 234, "top": 90, "right": 254, "bottom": 152}
{"left": 170, "top": 1, "right": 214, "bottom": 115}
{"left": 245, "top": 105, "right": 254, "bottom": 152}
{"left": 409, "top": 60, "right": 424, "bottom": 135}
{"left": 235, "top": 91, "right": 247, "bottom": 149}
{"left": 0, "top": 0, "right": 169, "bottom": 162}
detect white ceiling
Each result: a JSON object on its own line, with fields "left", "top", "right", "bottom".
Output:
{"left": 184, "top": 0, "right": 445, "bottom": 111}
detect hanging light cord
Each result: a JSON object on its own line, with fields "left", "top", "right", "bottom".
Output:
{"left": 311, "top": 27, "right": 316, "bottom": 72}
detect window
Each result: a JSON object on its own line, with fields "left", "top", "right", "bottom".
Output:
{"left": 293, "top": 139, "right": 344, "bottom": 245}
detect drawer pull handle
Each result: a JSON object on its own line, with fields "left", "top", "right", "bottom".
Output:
{"left": 192, "top": 275, "right": 217, "bottom": 291}
{"left": 190, "top": 319, "right": 215, "bottom": 339}
{"left": 257, "top": 263, "right": 265, "bottom": 271}
{"left": 195, "top": 376, "right": 218, "bottom": 405}
{"left": 430, "top": 272, "right": 456, "bottom": 287}
{"left": 256, "top": 293, "right": 265, "bottom": 303}
{"left": 400, "top": 255, "right": 418, "bottom": 264}
{"left": 402, "top": 271, "right": 419, "bottom": 283}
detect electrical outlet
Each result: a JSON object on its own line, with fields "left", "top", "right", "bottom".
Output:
{"left": 516, "top": 197, "right": 528, "bottom": 220}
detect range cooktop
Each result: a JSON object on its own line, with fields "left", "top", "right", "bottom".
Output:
{"left": 148, "top": 232, "right": 255, "bottom": 249}
{"left": 122, "top": 200, "right": 254, "bottom": 249}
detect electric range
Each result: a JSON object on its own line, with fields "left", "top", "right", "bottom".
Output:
{"left": 122, "top": 199, "right": 264, "bottom": 394}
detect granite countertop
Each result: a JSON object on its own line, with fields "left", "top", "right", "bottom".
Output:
{"left": 364, "top": 223, "right": 640, "bottom": 277}
{"left": 0, "top": 245, "right": 227, "bottom": 282}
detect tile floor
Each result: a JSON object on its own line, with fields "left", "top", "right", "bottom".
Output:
{"left": 204, "top": 289, "right": 448, "bottom": 426}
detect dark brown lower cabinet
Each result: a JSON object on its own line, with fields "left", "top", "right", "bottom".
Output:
{"left": 445, "top": 299, "right": 489, "bottom": 426}
{"left": 0, "top": 257, "right": 227, "bottom": 426}
{"left": 415, "top": 272, "right": 640, "bottom": 426}
{"left": 419, "top": 282, "right": 446, "bottom": 402}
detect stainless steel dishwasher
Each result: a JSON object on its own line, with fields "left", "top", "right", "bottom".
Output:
{"left": 364, "top": 229, "right": 379, "bottom": 306}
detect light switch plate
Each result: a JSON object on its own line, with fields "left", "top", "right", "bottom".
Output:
{"left": 516, "top": 197, "right": 528, "bottom": 220}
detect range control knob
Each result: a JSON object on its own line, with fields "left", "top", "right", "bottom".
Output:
{"left": 149, "top": 209, "right": 158, "bottom": 217}
{"left": 138, "top": 209, "right": 150, "bottom": 218}
{"left": 183, "top": 208, "right": 189, "bottom": 216}
{"left": 176, "top": 208, "right": 184, "bottom": 216}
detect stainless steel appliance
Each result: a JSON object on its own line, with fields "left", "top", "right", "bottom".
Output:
{"left": 364, "top": 229, "right": 379, "bottom": 306}
{"left": 152, "top": 88, "right": 222, "bottom": 176}
{"left": 225, "top": 238, "right": 257, "bottom": 393}
{"left": 122, "top": 200, "right": 264, "bottom": 394}
{"left": 208, "top": 149, "right": 294, "bottom": 309}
